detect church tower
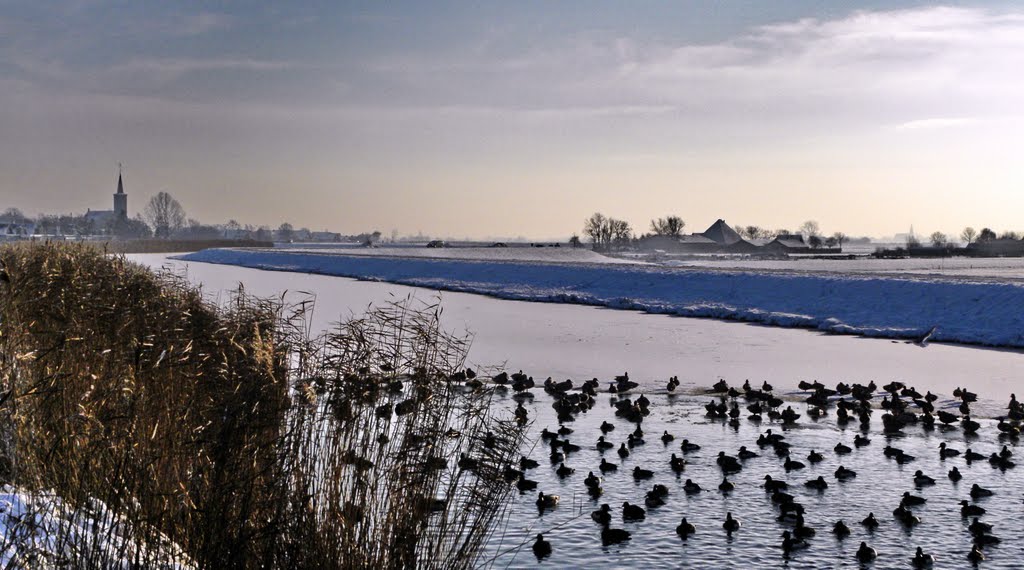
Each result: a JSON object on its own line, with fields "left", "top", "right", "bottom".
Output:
{"left": 113, "top": 165, "right": 127, "bottom": 220}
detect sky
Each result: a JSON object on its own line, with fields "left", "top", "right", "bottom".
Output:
{"left": 1, "top": 1, "right": 1023, "bottom": 240}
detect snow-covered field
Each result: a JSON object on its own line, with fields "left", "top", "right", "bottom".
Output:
{"left": 659, "top": 256, "right": 1024, "bottom": 280}
{"left": 132, "top": 254, "right": 1022, "bottom": 415}
{"left": 274, "top": 243, "right": 636, "bottom": 264}
{"left": 176, "top": 248, "right": 1024, "bottom": 348}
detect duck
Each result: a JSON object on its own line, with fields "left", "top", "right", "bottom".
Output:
{"left": 968, "top": 518, "right": 993, "bottom": 535}
{"left": 591, "top": 503, "right": 612, "bottom": 525}
{"left": 964, "top": 448, "right": 986, "bottom": 462}
{"left": 651, "top": 483, "right": 669, "bottom": 498}
{"left": 644, "top": 491, "right": 665, "bottom": 508}
{"left": 717, "top": 452, "right": 742, "bottom": 472}
{"left": 913, "top": 470, "right": 935, "bottom": 486}
{"left": 660, "top": 431, "right": 674, "bottom": 444}
{"left": 833, "top": 520, "right": 851, "bottom": 538}
{"left": 633, "top": 466, "right": 654, "bottom": 480}
{"left": 912, "top": 546, "right": 935, "bottom": 568}
{"left": 669, "top": 453, "right": 686, "bottom": 473}
{"left": 622, "top": 502, "right": 646, "bottom": 521}
{"left": 627, "top": 433, "right": 645, "bottom": 448}
{"left": 601, "top": 526, "right": 631, "bottom": 545}
{"left": 807, "top": 450, "right": 824, "bottom": 463}
{"left": 680, "top": 439, "right": 701, "bottom": 453}
{"left": 834, "top": 442, "right": 852, "bottom": 455}
{"left": 854, "top": 434, "right": 871, "bottom": 447}
{"left": 719, "top": 477, "right": 735, "bottom": 492}
{"left": 519, "top": 456, "right": 539, "bottom": 470}
{"left": 738, "top": 446, "right": 758, "bottom": 459}
{"left": 723, "top": 512, "right": 740, "bottom": 533}
{"left": 676, "top": 517, "right": 696, "bottom": 539}
{"left": 540, "top": 428, "right": 557, "bottom": 441}
{"left": 835, "top": 465, "right": 857, "bottom": 480}
{"left": 781, "top": 530, "right": 808, "bottom": 554}
{"left": 893, "top": 505, "right": 920, "bottom": 526}
{"left": 948, "top": 466, "right": 963, "bottom": 482}
{"left": 967, "top": 544, "right": 985, "bottom": 563}
{"left": 939, "top": 442, "right": 960, "bottom": 458}
{"left": 596, "top": 436, "right": 615, "bottom": 451}
{"left": 516, "top": 477, "right": 538, "bottom": 492}
{"left": 862, "top": 512, "right": 879, "bottom": 529}
{"left": 532, "top": 534, "right": 552, "bottom": 559}
{"left": 600, "top": 421, "right": 615, "bottom": 433}
{"left": 617, "top": 443, "right": 629, "bottom": 459}
{"left": 901, "top": 491, "right": 926, "bottom": 506}
{"left": 805, "top": 476, "right": 828, "bottom": 490}
{"left": 536, "top": 492, "right": 559, "bottom": 511}
{"left": 683, "top": 479, "right": 703, "bottom": 494}
{"left": 763, "top": 474, "right": 788, "bottom": 491}
{"left": 970, "top": 484, "right": 994, "bottom": 498}
{"left": 856, "top": 542, "right": 877, "bottom": 562}
{"left": 555, "top": 463, "right": 575, "bottom": 479}
{"left": 784, "top": 455, "right": 806, "bottom": 472}
{"left": 599, "top": 458, "right": 618, "bottom": 473}
{"left": 584, "top": 471, "right": 601, "bottom": 488}
{"left": 960, "top": 500, "right": 986, "bottom": 517}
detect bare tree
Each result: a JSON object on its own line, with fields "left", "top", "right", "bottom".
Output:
{"left": 584, "top": 213, "right": 608, "bottom": 250}
{"left": 808, "top": 235, "right": 823, "bottom": 249}
{"left": 831, "top": 232, "right": 847, "bottom": 249}
{"left": 278, "top": 222, "right": 295, "bottom": 242}
{"left": 1000, "top": 230, "right": 1021, "bottom": 240}
{"left": 960, "top": 227, "right": 977, "bottom": 245}
{"left": 930, "top": 231, "right": 947, "bottom": 247}
{"left": 610, "top": 218, "right": 632, "bottom": 246}
{"left": 978, "top": 227, "right": 996, "bottom": 242}
{"left": 144, "top": 192, "right": 186, "bottom": 238}
{"left": 569, "top": 234, "right": 581, "bottom": 248}
{"left": 799, "top": 220, "right": 821, "bottom": 239}
{"left": 744, "top": 225, "right": 768, "bottom": 240}
{"left": 650, "top": 215, "right": 685, "bottom": 237}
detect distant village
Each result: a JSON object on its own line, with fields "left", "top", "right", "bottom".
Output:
{"left": 4, "top": 174, "right": 1024, "bottom": 258}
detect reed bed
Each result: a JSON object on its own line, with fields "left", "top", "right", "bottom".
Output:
{"left": 0, "top": 241, "right": 524, "bottom": 568}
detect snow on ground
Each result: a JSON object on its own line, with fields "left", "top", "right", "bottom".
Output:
{"left": 176, "top": 248, "right": 1024, "bottom": 348}
{"left": 133, "top": 254, "right": 1023, "bottom": 416}
{"left": 657, "top": 255, "right": 1024, "bottom": 280}
{"left": 274, "top": 243, "right": 636, "bottom": 264}
{"left": 0, "top": 486, "right": 193, "bottom": 569}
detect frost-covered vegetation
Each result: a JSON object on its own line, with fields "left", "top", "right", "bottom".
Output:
{"left": 0, "top": 242, "right": 524, "bottom": 568}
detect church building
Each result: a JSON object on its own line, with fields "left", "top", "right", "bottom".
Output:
{"left": 85, "top": 169, "right": 129, "bottom": 227}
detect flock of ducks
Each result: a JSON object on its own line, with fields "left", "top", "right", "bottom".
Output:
{"left": 499, "top": 372, "right": 1023, "bottom": 566}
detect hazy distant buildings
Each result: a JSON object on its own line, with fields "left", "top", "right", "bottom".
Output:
{"left": 638, "top": 220, "right": 821, "bottom": 255}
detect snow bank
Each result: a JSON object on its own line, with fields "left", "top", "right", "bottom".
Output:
{"left": 177, "top": 248, "right": 1024, "bottom": 348}
{"left": 273, "top": 244, "right": 636, "bottom": 264}
{"left": 0, "top": 486, "right": 193, "bottom": 569}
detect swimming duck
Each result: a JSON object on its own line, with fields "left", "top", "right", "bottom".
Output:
{"left": 683, "top": 479, "right": 703, "bottom": 494}
{"left": 967, "top": 544, "right": 984, "bottom": 564}
{"left": 989, "top": 453, "right": 1015, "bottom": 469}
{"left": 584, "top": 471, "right": 601, "bottom": 488}
{"left": 960, "top": 500, "right": 986, "bottom": 517}
{"left": 939, "top": 442, "right": 960, "bottom": 458}
{"left": 540, "top": 428, "right": 558, "bottom": 441}
{"left": 719, "top": 477, "right": 735, "bottom": 492}
{"left": 793, "top": 513, "right": 815, "bottom": 539}
{"left": 520, "top": 456, "right": 540, "bottom": 470}
{"left": 913, "top": 470, "right": 935, "bottom": 486}
{"left": 532, "top": 534, "right": 551, "bottom": 559}
{"left": 968, "top": 518, "right": 993, "bottom": 535}
{"left": 834, "top": 465, "right": 857, "bottom": 480}
{"left": 805, "top": 476, "right": 828, "bottom": 490}
{"left": 738, "top": 446, "right": 758, "bottom": 459}
{"left": 948, "top": 466, "right": 963, "bottom": 481}
{"left": 893, "top": 505, "right": 920, "bottom": 526}
{"left": 555, "top": 463, "right": 575, "bottom": 479}
{"left": 833, "top": 520, "right": 851, "bottom": 538}
{"left": 723, "top": 512, "right": 740, "bottom": 533}
{"left": 763, "top": 474, "right": 788, "bottom": 492}
{"left": 912, "top": 547, "right": 935, "bottom": 568}
{"left": 781, "top": 530, "right": 807, "bottom": 554}
{"left": 807, "top": 450, "right": 824, "bottom": 463}
{"left": 601, "top": 526, "right": 631, "bottom": 545}
{"left": 626, "top": 433, "right": 644, "bottom": 448}
{"left": 669, "top": 453, "right": 686, "bottom": 473}
{"left": 599, "top": 458, "right": 618, "bottom": 473}
{"left": 591, "top": 503, "right": 612, "bottom": 525}
{"left": 861, "top": 512, "right": 879, "bottom": 529}
{"left": 536, "top": 492, "right": 559, "bottom": 511}
{"left": 717, "top": 452, "right": 742, "bottom": 472}
{"left": 600, "top": 421, "right": 615, "bottom": 433}
{"left": 854, "top": 434, "right": 871, "bottom": 447}
{"left": 516, "top": 477, "right": 538, "bottom": 492}
{"left": 644, "top": 491, "right": 665, "bottom": 508}
{"left": 834, "top": 442, "right": 852, "bottom": 455}
{"left": 596, "top": 436, "right": 614, "bottom": 451}
{"left": 617, "top": 443, "right": 629, "bottom": 459}
{"left": 970, "top": 484, "right": 994, "bottom": 498}
{"left": 901, "top": 491, "right": 926, "bottom": 506}
{"left": 784, "top": 455, "right": 806, "bottom": 472}
{"left": 856, "top": 542, "right": 877, "bottom": 562}
{"left": 676, "top": 517, "right": 696, "bottom": 539}
{"left": 633, "top": 466, "right": 654, "bottom": 480}
{"left": 557, "top": 424, "right": 573, "bottom": 436}
{"left": 622, "top": 502, "right": 646, "bottom": 521}
{"left": 680, "top": 439, "right": 701, "bottom": 453}
{"left": 964, "top": 448, "right": 985, "bottom": 462}
{"left": 661, "top": 430, "right": 674, "bottom": 444}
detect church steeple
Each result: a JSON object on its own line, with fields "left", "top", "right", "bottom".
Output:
{"left": 113, "top": 164, "right": 127, "bottom": 219}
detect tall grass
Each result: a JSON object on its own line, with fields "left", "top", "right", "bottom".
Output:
{"left": 0, "top": 242, "right": 524, "bottom": 568}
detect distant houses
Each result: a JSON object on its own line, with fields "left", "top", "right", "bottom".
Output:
{"left": 637, "top": 219, "right": 827, "bottom": 255}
